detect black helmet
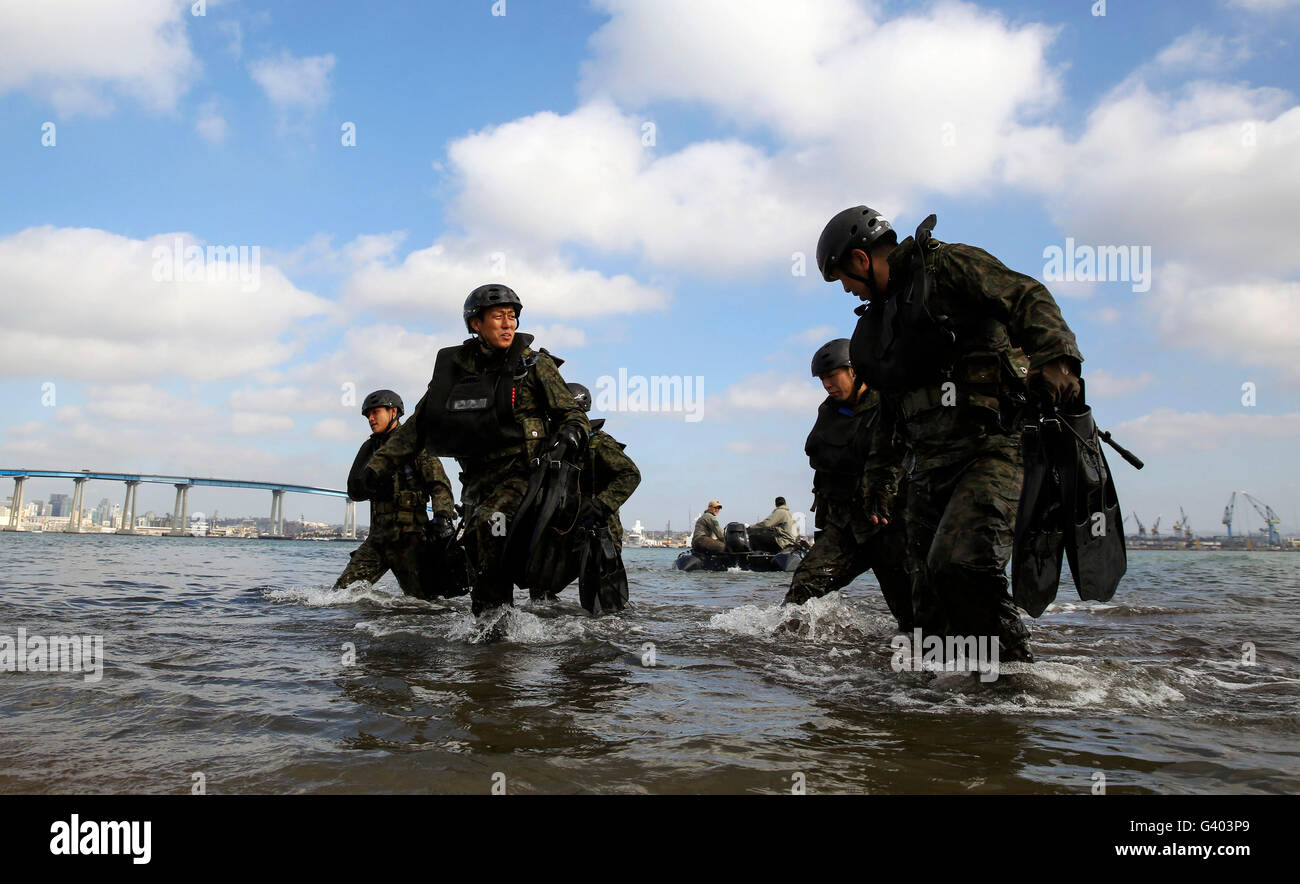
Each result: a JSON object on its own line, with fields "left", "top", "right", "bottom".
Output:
{"left": 811, "top": 339, "right": 852, "bottom": 377}
{"left": 816, "top": 206, "right": 894, "bottom": 282}
{"left": 361, "top": 389, "right": 403, "bottom": 417}
{"left": 566, "top": 382, "right": 592, "bottom": 412}
{"left": 463, "top": 284, "right": 523, "bottom": 333}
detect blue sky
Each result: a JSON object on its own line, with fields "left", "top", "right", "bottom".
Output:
{"left": 2, "top": 0, "right": 1299, "bottom": 540}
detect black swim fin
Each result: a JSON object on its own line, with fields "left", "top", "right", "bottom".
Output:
{"left": 578, "top": 527, "right": 628, "bottom": 615}
{"left": 1057, "top": 404, "right": 1126, "bottom": 604}
{"left": 1012, "top": 422, "right": 1066, "bottom": 617}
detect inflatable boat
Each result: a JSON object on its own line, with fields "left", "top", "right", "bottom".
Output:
{"left": 674, "top": 521, "right": 807, "bottom": 572}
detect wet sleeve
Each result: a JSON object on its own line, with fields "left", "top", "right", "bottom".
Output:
{"left": 367, "top": 393, "right": 428, "bottom": 480}
{"left": 417, "top": 450, "right": 455, "bottom": 515}
{"left": 535, "top": 354, "right": 590, "bottom": 436}
{"left": 861, "top": 395, "right": 904, "bottom": 503}
{"left": 593, "top": 435, "right": 641, "bottom": 512}
{"left": 939, "top": 243, "right": 1084, "bottom": 370}
{"left": 345, "top": 437, "right": 381, "bottom": 501}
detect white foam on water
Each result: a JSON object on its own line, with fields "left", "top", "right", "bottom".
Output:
{"left": 264, "top": 581, "right": 441, "bottom": 610}
{"left": 708, "top": 592, "right": 883, "bottom": 642}
{"left": 445, "top": 606, "right": 588, "bottom": 645}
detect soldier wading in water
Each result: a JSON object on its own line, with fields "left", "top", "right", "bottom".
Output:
{"left": 335, "top": 389, "right": 459, "bottom": 599}
{"left": 364, "top": 285, "right": 589, "bottom": 617}
{"left": 817, "top": 206, "right": 1084, "bottom": 662}
{"left": 783, "top": 339, "right": 911, "bottom": 630}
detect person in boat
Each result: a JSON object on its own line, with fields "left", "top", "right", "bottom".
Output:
{"left": 335, "top": 389, "right": 457, "bottom": 599}
{"left": 816, "top": 206, "right": 1084, "bottom": 661}
{"left": 362, "top": 284, "right": 589, "bottom": 616}
{"left": 750, "top": 497, "right": 799, "bottom": 552}
{"left": 692, "top": 500, "right": 726, "bottom": 554}
{"left": 782, "top": 342, "right": 911, "bottom": 629}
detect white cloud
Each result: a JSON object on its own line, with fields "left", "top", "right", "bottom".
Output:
{"left": 713, "top": 370, "right": 824, "bottom": 417}
{"left": 311, "top": 418, "right": 355, "bottom": 442}
{"left": 0, "top": 0, "right": 197, "bottom": 115}
{"left": 1085, "top": 369, "right": 1155, "bottom": 398}
{"left": 249, "top": 52, "right": 334, "bottom": 110}
{"left": 1113, "top": 408, "right": 1300, "bottom": 454}
{"left": 341, "top": 233, "right": 669, "bottom": 324}
{"left": 228, "top": 386, "right": 334, "bottom": 414}
{"left": 1146, "top": 266, "right": 1300, "bottom": 379}
{"left": 527, "top": 324, "right": 588, "bottom": 351}
{"left": 195, "top": 101, "right": 227, "bottom": 143}
{"left": 0, "top": 226, "right": 336, "bottom": 382}
{"left": 82, "top": 384, "right": 216, "bottom": 424}
{"left": 231, "top": 412, "right": 295, "bottom": 435}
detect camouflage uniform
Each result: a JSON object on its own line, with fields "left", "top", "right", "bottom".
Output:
{"left": 530, "top": 420, "right": 641, "bottom": 601}
{"left": 335, "top": 429, "right": 454, "bottom": 599}
{"left": 785, "top": 389, "right": 912, "bottom": 629}
{"left": 367, "top": 335, "right": 588, "bottom": 614}
{"left": 862, "top": 236, "right": 1082, "bottom": 658}
{"left": 585, "top": 421, "right": 640, "bottom": 545}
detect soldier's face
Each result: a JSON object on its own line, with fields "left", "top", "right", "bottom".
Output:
{"left": 471, "top": 307, "right": 518, "bottom": 350}
{"left": 366, "top": 406, "right": 398, "bottom": 433}
{"left": 834, "top": 250, "right": 882, "bottom": 301}
{"left": 820, "top": 367, "right": 857, "bottom": 401}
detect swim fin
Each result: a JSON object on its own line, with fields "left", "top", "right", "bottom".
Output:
{"left": 1012, "top": 384, "right": 1128, "bottom": 616}
{"left": 1012, "top": 422, "right": 1066, "bottom": 617}
{"left": 577, "top": 525, "right": 628, "bottom": 615}
{"left": 1057, "top": 403, "right": 1126, "bottom": 604}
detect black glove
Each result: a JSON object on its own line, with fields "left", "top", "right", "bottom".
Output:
{"left": 1028, "top": 357, "right": 1082, "bottom": 408}
{"left": 551, "top": 422, "right": 585, "bottom": 456}
{"left": 431, "top": 512, "right": 456, "bottom": 541}
{"left": 580, "top": 498, "right": 611, "bottom": 525}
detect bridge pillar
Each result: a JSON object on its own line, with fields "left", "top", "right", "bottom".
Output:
{"left": 344, "top": 499, "right": 357, "bottom": 539}
{"left": 116, "top": 481, "right": 139, "bottom": 534}
{"left": 64, "top": 477, "right": 88, "bottom": 533}
{"left": 269, "top": 490, "right": 285, "bottom": 537}
{"left": 4, "top": 476, "right": 27, "bottom": 531}
{"left": 169, "top": 483, "right": 191, "bottom": 536}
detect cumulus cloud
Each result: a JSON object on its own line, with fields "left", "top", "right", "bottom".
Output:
{"left": 0, "top": 0, "right": 197, "bottom": 115}
{"left": 1085, "top": 369, "right": 1155, "bottom": 398}
{"left": 712, "top": 370, "right": 825, "bottom": 418}
{"left": 249, "top": 51, "right": 335, "bottom": 110}
{"left": 1145, "top": 265, "right": 1300, "bottom": 379}
{"left": 0, "top": 226, "right": 336, "bottom": 382}
{"left": 231, "top": 412, "right": 295, "bottom": 435}
{"left": 341, "top": 233, "right": 669, "bottom": 324}
{"left": 1113, "top": 408, "right": 1300, "bottom": 454}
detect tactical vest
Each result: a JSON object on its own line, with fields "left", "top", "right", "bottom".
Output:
{"left": 370, "top": 464, "right": 429, "bottom": 533}
{"left": 849, "top": 215, "right": 1027, "bottom": 421}
{"left": 805, "top": 396, "right": 875, "bottom": 498}
{"left": 419, "top": 335, "right": 536, "bottom": 458}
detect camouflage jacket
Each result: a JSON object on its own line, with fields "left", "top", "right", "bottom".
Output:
{"left": 863, "top": 235, "right": 1083, "bottom": 487}
{"left": 586, "top": 421, "right": 641, "bottom": 514}
{"left": 367, "top": 335, "right": 589, "bottom": 484}
{"left": 347, "top": 427, "right": 453, "bottom": 542}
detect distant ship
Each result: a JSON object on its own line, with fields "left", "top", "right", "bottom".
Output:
{"left": 623, "top": 520, "right": 644, "bottom": 547}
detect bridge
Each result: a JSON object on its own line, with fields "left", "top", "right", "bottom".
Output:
{"left": 1, "top": 469, "right": 358, "bottom": 538}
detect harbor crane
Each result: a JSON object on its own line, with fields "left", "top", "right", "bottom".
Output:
{"left": 1222, "top": 491, "right": 1284, "bottom": 546}
{"left": 1173, "top": 506, "right": 1192, "bottom": 539}
{"left": 1151, "top": 514, "right": 1162, "bottom": 536}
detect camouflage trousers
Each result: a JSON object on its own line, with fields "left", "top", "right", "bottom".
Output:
{"left": 335, "top": 534, "right": 434, "bottom": 599}
{"left": 904, "top": 437, "right": 1031, "bottom": 658}
{"left": 785, "top": 518, "right": 913, "bottom": 630}
{"left": 462, "top": 465, "right": 531, "bottom": 615}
